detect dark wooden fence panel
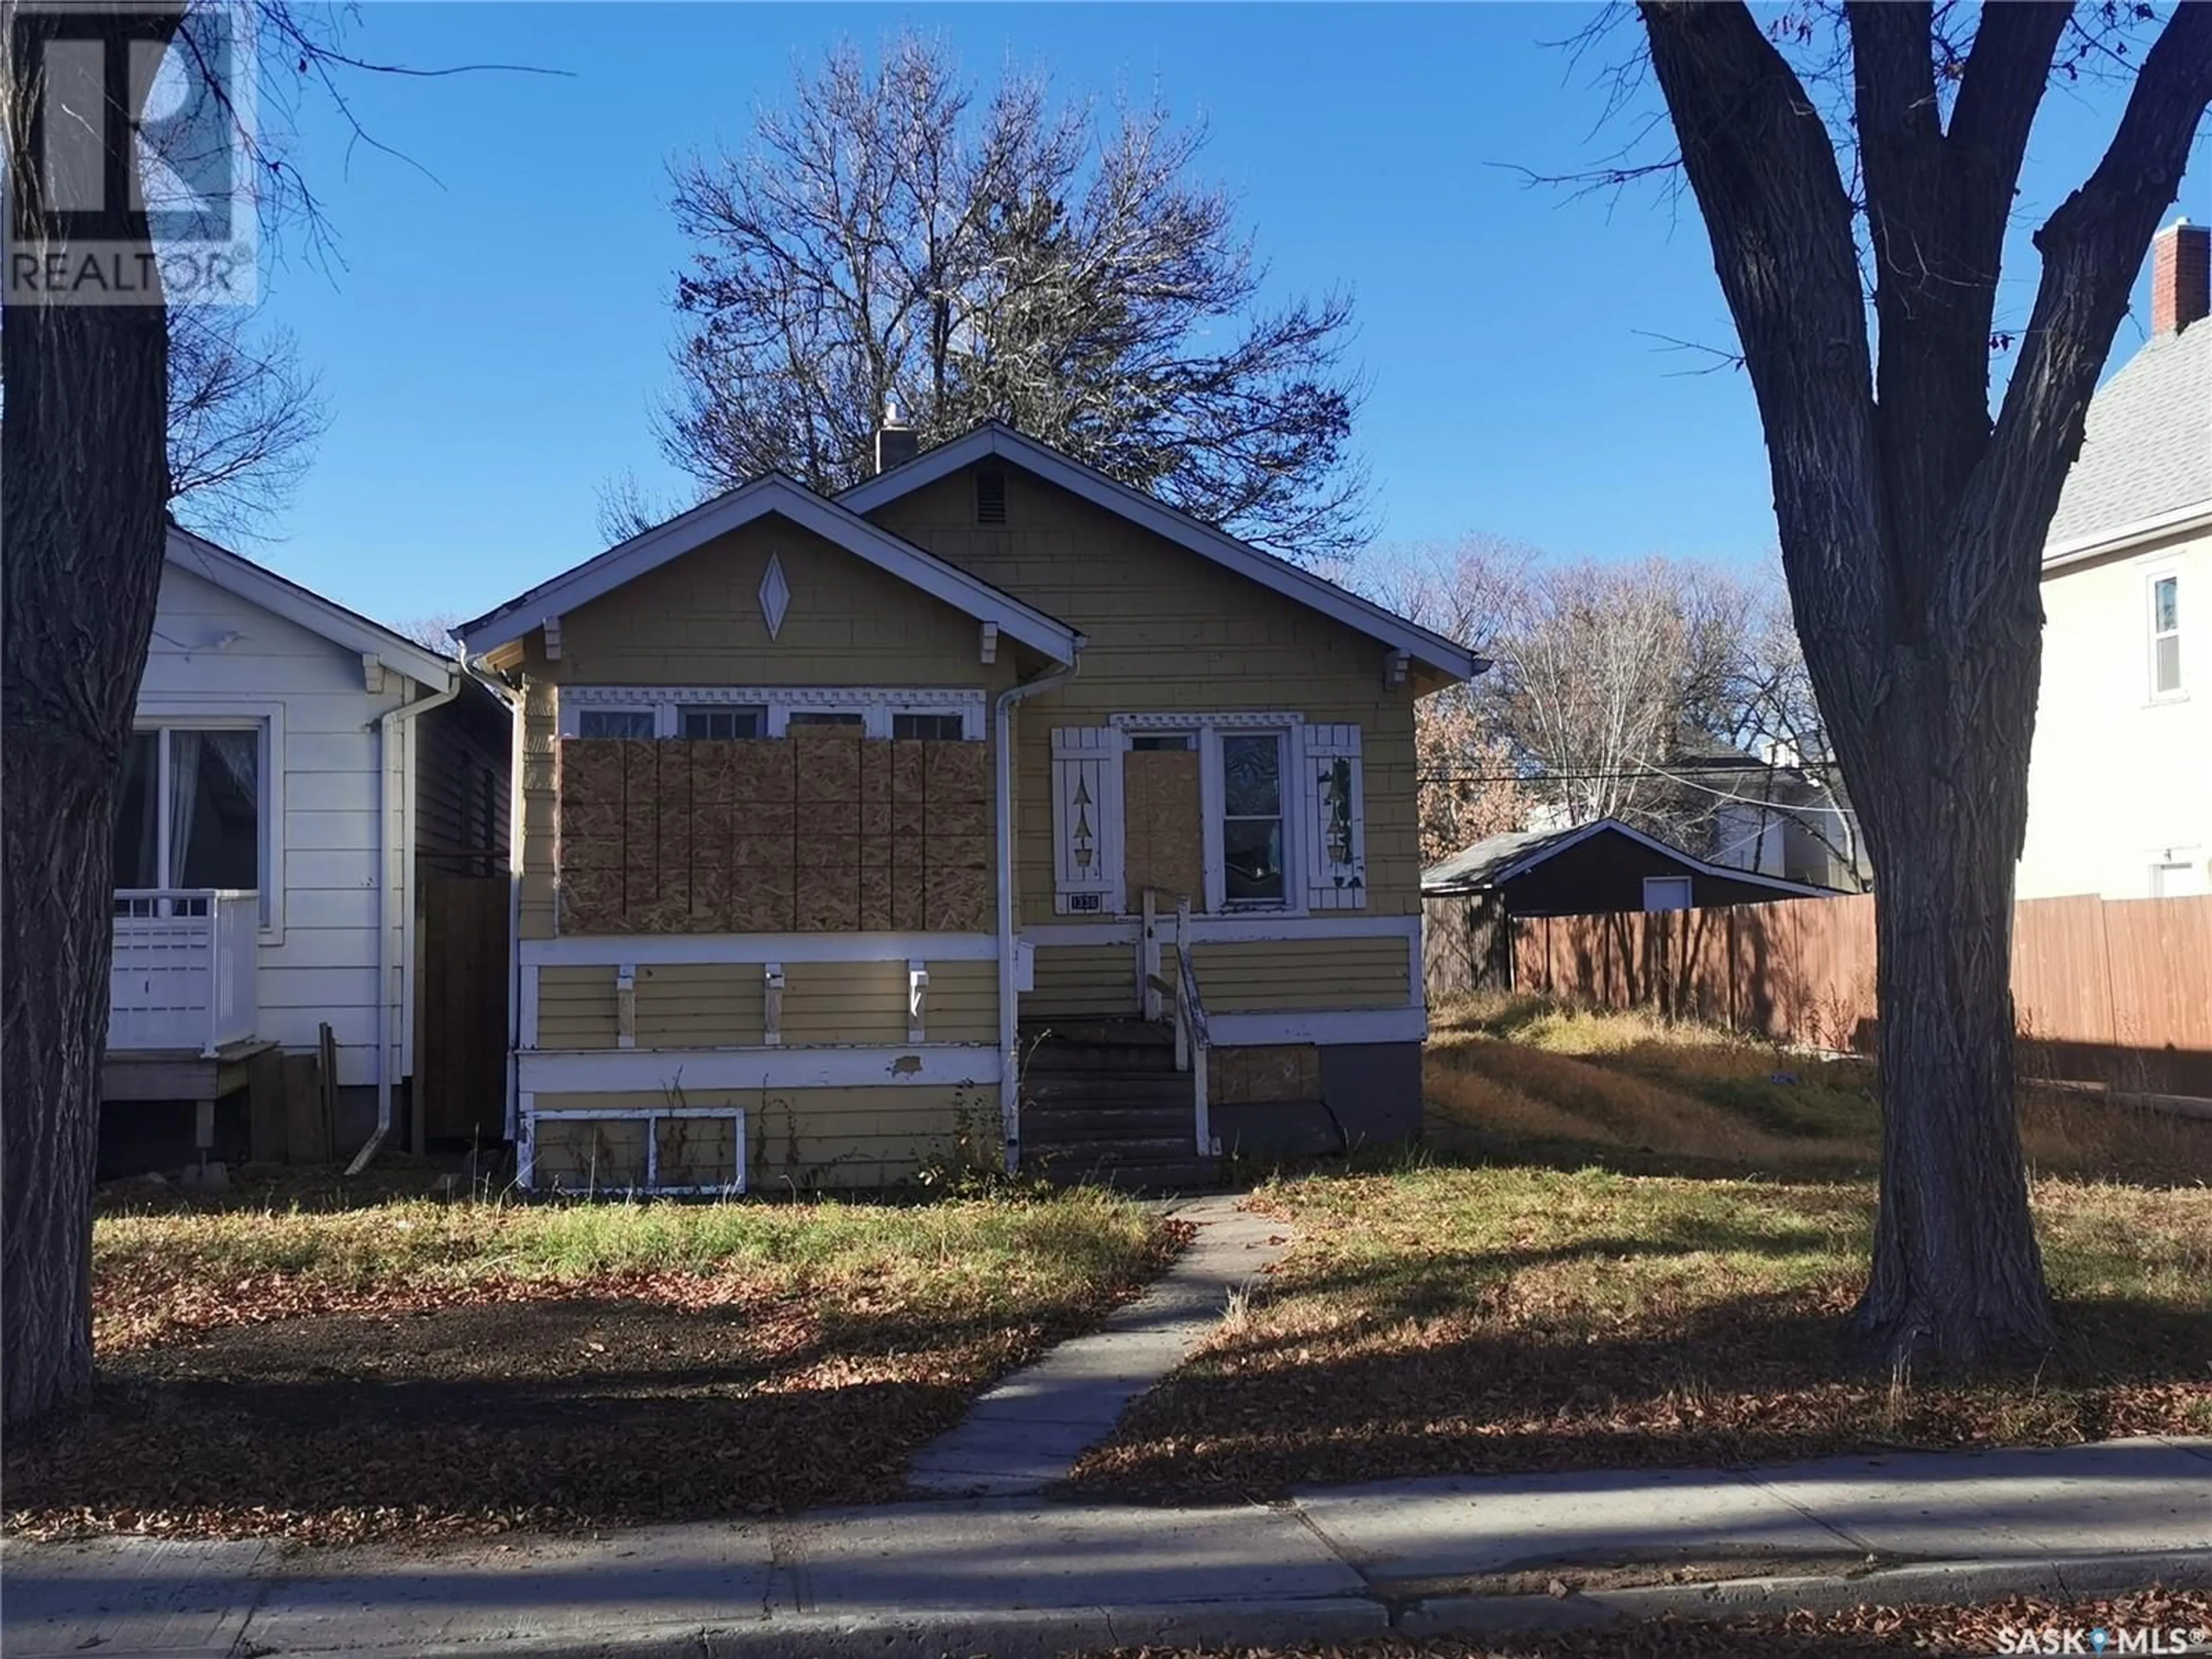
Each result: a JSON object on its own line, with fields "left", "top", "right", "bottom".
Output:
{"left": 1505, "top": 890, "right": 2210, "bottom": 1097}
{"left": 419, "top": 875, "right": 510, "bottom": 1146}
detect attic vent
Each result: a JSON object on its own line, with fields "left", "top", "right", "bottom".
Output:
{"left": 975, "top": 469, "right": 1007, "bottom": 525}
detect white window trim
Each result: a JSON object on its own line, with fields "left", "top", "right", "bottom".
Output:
{"left": 558, "top": 685, "right": 987, "bottom": 740}
{"left": 129, "top": 699, "right": 286, "bottom": 942}
{"left": 2147, "top": 568, "right": 2184, "bottom": 702}
{"left": 1642, "top": 875, "right": 1694, "bottom": 913}
{"left": 1105, "top": 712, "right": 1309, "bottom": 916}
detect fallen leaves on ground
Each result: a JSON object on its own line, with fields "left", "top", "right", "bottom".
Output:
{"left": 6, "top": 1194, "right": 1184, "bottom": 1545}
{"left": 1066, "top": 1165, "right": 2212, "bottom": 1499}
{"left": 1083, "top": 1586, "right": 2212, "bottom": 1655}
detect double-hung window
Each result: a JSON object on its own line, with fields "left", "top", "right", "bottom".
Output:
{"left": 1219, "top": 731, "right": 1287, "bottom": 907}
{"left": 577, "top": 707, "right": 656, "bottom": 740}
{"left": 2151, "top": 573, "right": 2182, "bottom": 698}
{"left": 114, "top": 722, "right": 271, "bottom": 923}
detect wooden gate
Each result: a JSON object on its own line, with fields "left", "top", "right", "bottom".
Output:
{"left": 418, "top": 876, "right": 510, "bottom": 1146}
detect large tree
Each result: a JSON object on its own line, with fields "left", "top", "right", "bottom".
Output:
{"left": 654, "top": 32, "right": 1369, "bottom": 562}
{"left": 1636, "top": 1, "right": 2212, "bottom": 1365}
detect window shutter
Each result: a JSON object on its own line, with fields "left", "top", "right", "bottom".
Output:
{"left": 1051, "top": 727, "right": 1124, "bottom": 915}
{"left": 1299, "top": 724, "right": 1366, "bottom": 910}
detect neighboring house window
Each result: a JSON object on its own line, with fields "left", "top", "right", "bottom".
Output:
{"left": 578, "top": 708, "right": 655, "bottom": 740}
{"left": 2152, "top": 858, "right": 2203, "bottom": 898}
{"left": 2151, "top": 573, "right": 2181, "bottom": 697}
{"left": 1220, "top": 732, "right": 1286, "bottom": 906}
{"left": 113, "top": 725, "right": 267, "bottom": 918}
{"left": 679, "top": 704, "right": 764, "bottom": 738}
{"left": 560, "top": 690, "right": 984, "bottom": 740}
{"left": 1642, "top": 876, "right": 1693, "bottom": 912}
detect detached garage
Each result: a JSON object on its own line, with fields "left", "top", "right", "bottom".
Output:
{"left": 1421, "top": 819, "right": 1836, "bottom": 1001}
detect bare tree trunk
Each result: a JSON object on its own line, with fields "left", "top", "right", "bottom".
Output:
{"left": 1847, "top": 641, "right": 2051, "bottom": 1365}
{"left": 3, "top": 2, "right": 176, "bottom": 1427}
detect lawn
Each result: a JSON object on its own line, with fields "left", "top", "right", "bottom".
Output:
{"left": 3, "top": 1172, "right": 1176, "bottom": 1543}
{"left": 1066, "top": 999, "right": 2212, "bottom": 1500}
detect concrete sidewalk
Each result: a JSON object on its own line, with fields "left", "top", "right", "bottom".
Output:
{"left": 6, "top": 1437, "right": 2209, "bottom": 1658}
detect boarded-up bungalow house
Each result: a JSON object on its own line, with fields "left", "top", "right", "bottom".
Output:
{"left": 457, "top": 423, "right": 1479, "bottom": 1191}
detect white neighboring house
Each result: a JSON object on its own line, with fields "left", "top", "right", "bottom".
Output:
{"left": 2018, "top": 219, "right": 2211, "bottom": 902}
{"left": 109, "top": 527, "right": 509, "bottom": 1165}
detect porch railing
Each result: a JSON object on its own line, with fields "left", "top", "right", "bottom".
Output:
{"left": 110, "top": 889, "right": 260, "bottom": 1056}
{"left": 1170, "top": 898, "right": 1215, "bottom": 1158}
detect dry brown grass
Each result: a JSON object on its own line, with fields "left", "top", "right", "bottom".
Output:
{"left": 1423, "top": 995, "right": 2212, "bottom": 1185}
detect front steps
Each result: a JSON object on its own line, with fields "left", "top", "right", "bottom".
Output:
{"left": 1017, "top": 1021, "right": 1221, "bottom": 1191}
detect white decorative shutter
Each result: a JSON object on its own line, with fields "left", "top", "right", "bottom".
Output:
{"left": 1299, "top": 724, "right": 1366, "bottom": 910}
{"left": 1051, "top": 727, "right": 1124, "bottom": 915}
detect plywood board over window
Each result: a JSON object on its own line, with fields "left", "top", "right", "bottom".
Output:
{"left": 1123, "top": 748, "right": 1203, "bottom": 909}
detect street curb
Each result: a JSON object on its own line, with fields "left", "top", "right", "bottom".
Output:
{"left": 226, "top": 1551, "right": 2212, "bottom": 1659}
{"left": 1395, "top": 1550, "right": 2212, "bottom": 1639}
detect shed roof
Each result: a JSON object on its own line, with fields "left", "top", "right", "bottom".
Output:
{"left": 1422, "top": 817, "right": 1838, "bottom": 900}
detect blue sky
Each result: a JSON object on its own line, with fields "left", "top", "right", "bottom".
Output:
{"left": 243, "top": 3, "right": 2208, "bottom": 628}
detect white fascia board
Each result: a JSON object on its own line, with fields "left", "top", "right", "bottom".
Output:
{"left": 457, "top": 474, "right": 1081, "bottom": 662}
{"left": 518, "top": 1044, "right": 1001, "bottom": 1092}
{"left": 165, "top": 527, "right": 456, "bottom": 690}
{"left": 838, "top": 425, "right": 1483, "bottom": 685}
{"left": 2041, "top": 502, "right": 2212, "bottom": 574}
{"left": 522, "top": 931, "right": 997, "bottom": 967}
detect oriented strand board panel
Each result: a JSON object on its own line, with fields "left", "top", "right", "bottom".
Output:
{"left": 1193, "top": 936, "right": 1410, "bottom": 1012}
{"left": 1123, "top": 749, "right": 1203, "bottom": 909}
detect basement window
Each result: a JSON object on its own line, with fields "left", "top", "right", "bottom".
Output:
{"left": 975, "top": 469, "right": 1007, "bottom": 525}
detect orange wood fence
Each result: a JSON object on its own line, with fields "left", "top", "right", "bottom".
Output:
{"left": 1510, "top": 892, "right": 2212, "bottom": 1097}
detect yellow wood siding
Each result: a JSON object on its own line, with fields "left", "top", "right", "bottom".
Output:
{"left": 1025, "top": 942, "right": 1135, "bottom": 1020}
{"left": 862, "top": 466, "right": 1422, "bottom": 934}
{"left": 533, "top": 956, "right": 994, "bottom": 1048}
{"left": 531, "top": 1083, "right": 990, "bottom": 1188}
{"left": 1193, "top": 937, "right": 1411, "bottom": 1012}
{"left": 509, "top": 514, "right": 1016, "bottom": 942}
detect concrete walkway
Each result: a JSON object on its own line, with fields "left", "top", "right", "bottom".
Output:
{"left": 909, "top": 1192, "right": 1287, "bottom": 1495}
{"left": 6, "top": 1438, "right": 2209, "bottom": 1658}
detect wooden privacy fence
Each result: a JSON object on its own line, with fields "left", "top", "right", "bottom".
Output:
{"left": 1510, "top": 892, "right": 2212, "bottom": 1097}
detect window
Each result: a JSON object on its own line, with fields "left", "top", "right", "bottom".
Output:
{"left": 578, "top": 708, "right": 654, "bottom": 740}
{"left": 1130, "top": 732, "right": 1195, "bottom": 752}
{"left": 787, "top": 710, "right": 865, "bottom": 732}
{"left": 2152, "top": 859, "right": 2204, "bottom": 898}
{"left": 892, "top": 713, "right": 965, "bottom": 741}
{"left": 1219, "top": 732, "right": 1286, "bottom": 906}
{"left": 679, "top": 704, "right": 764, "bottom": 738}
{"left": 1643, "top": 876, "right": 1694, "bottom": 913}
{"left": 975, "top": 469, "right": 1007, "bottom": 525}
{"left": 113, "top": 725, "right": 267, "bottom": 918}
{"left": 2152, "top": 574, "right": 2181, "bottom": 696}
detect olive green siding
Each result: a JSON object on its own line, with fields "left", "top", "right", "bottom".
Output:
{"left": 531, "top": 1083, "right": 988, "bottom": 1188}
{"left": 1026, "top": 943, "right": 1137, "bottom": 1020}
{"left": 1194, "top": 937, "right": 1411, "bottom": 1012}
{"left": 861, "top": 464, "right": 1422, "bottom": 935}
{"left": 510, "top": 514, "right": 1013, "bottom": 942}
{"left": 533, "top": 957, "right": 995, "bottom": 1050}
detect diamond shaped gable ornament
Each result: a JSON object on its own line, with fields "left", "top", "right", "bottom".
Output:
{"left": 759, "top": 554, "right": 790, "bottom": 640}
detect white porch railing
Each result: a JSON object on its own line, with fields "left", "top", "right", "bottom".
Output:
{"left": 109, "top": 889, "right": 260, "bottom": 1055}
{"left": 1171, "top": 899, "right": 1215, "bottom": 1158}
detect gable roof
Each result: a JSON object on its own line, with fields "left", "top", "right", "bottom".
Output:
{"left": 2046, "top": 320, "right": 2212, "bottom": 559}
{"left": 165, "top": 525, "right": 456, "bottom": 688}
{"left": 836, "top": 423, "right": 1484, "bottom": 684}
{"left": 456, "top": 472, "right": 1085, "bottom": 661}
{"left": 1422, "top": 816, "right": 1838, "bottom": 899}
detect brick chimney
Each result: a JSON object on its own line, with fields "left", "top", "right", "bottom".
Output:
{"left": 874, "top": 396, "right": 919, "bottom": 475}
{"left": 2152, "top": 219, "right": 2210, "bottom": 337}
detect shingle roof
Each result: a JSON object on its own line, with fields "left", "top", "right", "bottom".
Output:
{"left": 1421, "top": 824, "right": 1590, "bottom": 893}
{"left": 2046, "top": 321, "right": 2212, "bottom": 550}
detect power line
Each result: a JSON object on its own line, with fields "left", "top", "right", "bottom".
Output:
{"left": 1420, "top": 760, "right": 1844, "bottom": 785}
